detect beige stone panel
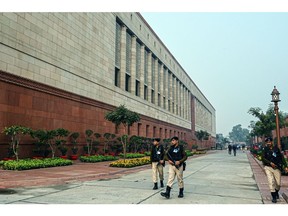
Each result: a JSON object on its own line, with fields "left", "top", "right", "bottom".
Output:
{"left": 3, "top": 13, "right": 18, "bottom": 22}
{"left": 7, "top": 64, "right": 21, "bottom": 76}
{"left": 33, "top": 73, "right": 46, "bottom": 84}
{"left": 20, "top": 70, "right": 34, "bottom": 80}
{"left": 0, "top": 60, "right": 7, "bottom": 71}
{"left": 0, "top": 51, "right": 15, "bottom": 66}
{"left": 44, "top": 76, "right": 57, "bottom": 87}
{"left": 28, "top": 63, "right": 40, "bottom": 75}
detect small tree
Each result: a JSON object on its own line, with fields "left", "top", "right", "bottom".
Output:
{"left": 70, "top": 132, "right": 80, "bottom": 155}
{"left": 54, "top": 128, "right": 70, "bottom": 156}
{"left": 129, "top": 135, "right": 142, "bottom": 153}
{"left": 195, "top": 130, "right": 210, "bottom": 141}
{"left": 248, "top": 105, "right": 288, "bottom": 144}
{"left": 104, "top": 104, "right": 140, "bottom": 161}
{"left": 103, "top": 133, "right": 116, "bottom": 154}
{"left": 31, "top": 129, "right": 52, "bottom": 157}
{"left": 85, "top": 129, "right": 94, "bottom": 156}
{"left": 2, "top": 125, "right": 31, "bottom": 160}
{"left": 93, "top": 132, "right": 101, "bottom": 154}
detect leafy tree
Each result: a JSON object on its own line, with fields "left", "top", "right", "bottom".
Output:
{"left": 216, "top": 134, "right": 224, "bottom": 143}
{"left": 129, "top": 135, "right": 142, "bottom": 153}
{"left": 228, "top": 124, "right": 249, "bottom": 143}
{"left": 70, "top": 132, "right": 80, "bottom": 155}
{"left": 104, "top": 104, "right": 141, "bottom": 161}
{"left": 2, "top": 125, "right": 31, "bottom": 160}
{"left": 103, "top": 133, "right": 116, "bottom": 154}
{"left": 54, "top": 128, "right": 70, "bottom": 156}
{"left": 85, "top": 129, "right": 94, "bottom": 155}
{"left": 31, "top": 129, "right": 53, "bottom": 158}
{"left": 93, "top": 132, "right": 101, "bottom": 154}
{"left": 248, "top": 104, "right": 288, "bottom": 142}
{"left": 195, "top": 130, "right": 210, "bottom": 141}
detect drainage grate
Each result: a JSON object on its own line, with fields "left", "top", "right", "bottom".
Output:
{"left": 0, "top": 189, "right": 17, "bottom": 195}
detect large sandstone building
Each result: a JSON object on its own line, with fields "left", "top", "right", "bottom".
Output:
{"left": 0, "top": 12, "right": 216, "bottom": 158}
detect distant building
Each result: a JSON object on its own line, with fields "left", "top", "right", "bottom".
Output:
{"left": 0, "top": 12, "right": 216, "bottom": 158}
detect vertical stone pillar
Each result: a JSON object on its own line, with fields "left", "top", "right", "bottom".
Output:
{"left": 183, "top": 87, "right": 187, "bottom": 119}
{"left": 180, "top": 83, "right": 183, "bottom": 117}
{"left": 169, "top": 72, "right": 172, "bottom": 112}
{"left": 139, "top": 45, "right": 145, "bottom": 98}
{"left": 120, "top": 25, "right": 127, "bottom": 90}
{"left": 176, "top": 79, "right": 180, "bottom": 115}
{"left": 172, "top": 76, "right": 176, "bottom": 114}
{"left": 187, "top": 90, "right": 191, "bottom": 120}
{"left": 186, "top": 89, "right": 190, "bottom": 120}
{"left": 154, "top": 57, "right": 159, "bottom": 105}
{"left": 147, "top": 51, "right": 152, "bottom": 102}
{"left": 130, "top": 35, "right": 137, "bottom": 95}
{"left": 163, "top": 68, "right": 168, "bottom": 110}
{"left": 159, "top": 63, "right": 164, "bottom": 107}
{"left": 190, "top": 94, "right": 196, "bottom": 138}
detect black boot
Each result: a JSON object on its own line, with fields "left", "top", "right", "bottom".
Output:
{"left": 271, "top": 192, "right": 277, "bottom": 203}
{"left": 160, "top": 186, "right": 171, "bottom": 199}
{"left": 178, "top": 188, "right": 184, "bottom": 198}
{"left": 153, "top": 182, "right": 158, "bottom": 190}
{"left": 275, "top": 189, "right": 280, "bottom": 199}
{"left": 160, "top": 180, "right": 164, "bottom": 188}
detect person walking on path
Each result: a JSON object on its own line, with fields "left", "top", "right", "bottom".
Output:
{"left": 228, "top": 144, "right": 232, "bottom": 155}
{"left": 262, "top": 137, "right": 288, "bottom": 203}
{"left": 232, "top": 144, "right": 237, "bottom": 156}
{"left": 160, "top": 136, "right": 187, "bottom": 199}
{"left": 150, "top": 138, "right": 165, "bottom": 190}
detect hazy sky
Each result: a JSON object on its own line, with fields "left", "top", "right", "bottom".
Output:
{"left": 141, "top": 12, "right": 288, "bottom": 137}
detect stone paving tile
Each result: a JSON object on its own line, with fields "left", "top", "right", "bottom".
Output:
{"left": 1, "top": 151, "right": 287, "bottom": 204}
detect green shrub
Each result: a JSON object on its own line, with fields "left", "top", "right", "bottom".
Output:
{"left": 185, "top": 150, "right": 193, "bottom": 157}
{"left": 144, "top": 151, "right": 150, "bottom": 156}
{"left": 79, "top": 155, "right": 118, "bottom": 163}
{"left": 0, "top": 158, "right": 72, "bottom": 170}
{"left": 118, "top": 153, "right": 145, "bottom": 158}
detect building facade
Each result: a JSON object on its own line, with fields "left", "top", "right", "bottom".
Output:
{"left": 0, "top": 12, "right": 216, "bottom": 158}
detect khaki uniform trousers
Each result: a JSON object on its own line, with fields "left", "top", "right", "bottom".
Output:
{"left": 152, "top": 162, "right": 164, "bottom": 183}
{"left": 167, "top": 164, "right": 184, "bottom": 188}
{"left": 264, "top": 166, "right": 281, "bottom": 192}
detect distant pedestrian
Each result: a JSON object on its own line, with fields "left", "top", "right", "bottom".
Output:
{"left": 228, "top": 144, "right": 232, "bottom": 155}
{"left": 160, "top": 136, "right": 187, "bottom": 199}
{"left": 262, "top": 137, "right": 288, "bottom": 203}
{"left": 150, "top": 138, "right": 165, "bottom": 190}
{"left": 232, "top": 145, "right": 237, "bottom": 156}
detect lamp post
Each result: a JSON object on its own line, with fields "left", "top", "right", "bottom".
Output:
{"left": 271, "top": 86, "right": 281, "bottom": 150}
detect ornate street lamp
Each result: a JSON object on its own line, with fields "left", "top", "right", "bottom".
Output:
{"left": 271, "top": 86, "right": 281, "bottom": 150}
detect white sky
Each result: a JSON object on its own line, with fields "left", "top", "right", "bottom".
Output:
{"left": 3, "top": 1, "right": 288, "bottom": 138}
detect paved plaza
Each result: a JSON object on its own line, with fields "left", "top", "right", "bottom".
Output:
{"left": 1, "top": 150, "right": 288, "bottom": 205}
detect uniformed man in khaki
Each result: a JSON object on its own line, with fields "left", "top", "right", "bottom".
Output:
{"left": 262, "top": 137, "right": 288, "bottom": 203}
{"left": 161, "top": 136, "right": 187, "bottom": 199}
{"left": 150, "top": 138, "right": 165, "bottom": 190}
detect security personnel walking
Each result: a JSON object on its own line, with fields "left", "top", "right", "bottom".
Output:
{"left": 262, "top": 137, "right": 288, "bottom": 203}
{"left": 160, "top": 136, "right": 187, "bottom": 199}
{"left": 150, "top": 138, "right": 165, "bottom": 190}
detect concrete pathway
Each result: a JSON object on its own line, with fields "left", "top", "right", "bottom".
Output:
{"left": 2, "top": 150, "right": 285, "bottom": 204}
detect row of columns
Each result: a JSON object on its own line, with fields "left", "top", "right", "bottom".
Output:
{"left": 118, "top": 24, "right": 191, "bottom": 120}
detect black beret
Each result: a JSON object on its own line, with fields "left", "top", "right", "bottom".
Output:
{"left": 170, "top": 136, "right": 179, "bottom": 141}
{"left": 152, "top": 138, "right": 161, "bottom": 142}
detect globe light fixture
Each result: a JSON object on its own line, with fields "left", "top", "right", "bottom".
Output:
{"left": 271, "top": 86, "right": 281, "bottom": 150}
